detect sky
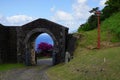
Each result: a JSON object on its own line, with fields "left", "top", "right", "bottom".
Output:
{"left": 35, "top": 33, "right": 54, "bottom": 50}
{"left": 0, "top": 0, "right": 107, "bottom": 32}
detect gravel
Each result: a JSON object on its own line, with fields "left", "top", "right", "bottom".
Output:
{"left": 0, "top": 58, "right": 52, "bottom": 80}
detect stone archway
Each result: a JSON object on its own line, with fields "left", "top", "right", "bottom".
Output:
{"left": 24, "top": 28, "right": 58, "bottom": 65}
{"left": 16, "top": 19, "right": 69, "bottom": 65}
{"left": 0, "top": 18, "right": 78, "bottom": 64}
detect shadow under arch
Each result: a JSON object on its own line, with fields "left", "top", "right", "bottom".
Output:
{"left": 24, "top": 28, "right": 58, "bottom": 66}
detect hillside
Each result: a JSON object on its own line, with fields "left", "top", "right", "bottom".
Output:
{"left": 78, "top": 12, "right": 120, "bottom": 49}
{"left": 46, "top": 12, "right": 120, "bottom": 80}
{"left": 47, "top": 47, "right": 120, "bottom": 80}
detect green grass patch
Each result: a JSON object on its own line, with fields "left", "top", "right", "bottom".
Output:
{"left": 77, "top": 12, "right": 120, "bottom": 48}
{"left": 47, "top": 12, "right": 120, "bottom": 80}
{"left": 78, "top": 29, "right": 108, "bottom": 48}
{"left": 47, "top": 47, "right": 120, "bottom": 80}
{"left": 0, "top": 63, "right": 25, "bottom": 71}
{"left": 101, "top": 12, "right": 120, "bottom": 42}
{"left": 87, "top": 12, "right": 120, "bottom": 43}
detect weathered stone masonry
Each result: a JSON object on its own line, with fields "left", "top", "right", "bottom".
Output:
{"left": 0, "top": 19, "right": 76, "bottom": 65}
{"left": 0, "top": 24, "right": 18, "bottom": 63}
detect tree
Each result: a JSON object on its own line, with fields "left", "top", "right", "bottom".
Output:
{"left": 37, "top": 42, "right": 53, "bottom": 57}
{"left": 88, "top": 15, "right": 97, "bottom": 30}
{"left": 105, "top": 0, "right": 120, "bottom": 12}
{"left": 78, "top": 0, "right": 120, "bottom": 32}
{"left": 101, "top": 6, "right": 113, "bottom": 20}
{"left": 78, "top": 14, "right": 97, "bottom": 31}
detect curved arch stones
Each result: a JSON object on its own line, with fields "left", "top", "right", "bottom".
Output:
{"left": 0, "top": 19, "right": 77, "bottom": 65}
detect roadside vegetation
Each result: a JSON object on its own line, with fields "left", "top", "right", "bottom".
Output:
{"left": 78, "top": 0, "right": 120, "bottom": 33}
{"left": 0, "top": 63, "right": 25, "bottom": 71}
{"left": 47, "top": 0, "right": 120, "bottom": 79}
{"left": 47, "top": 47, "right": 120, "bottom": 80}
{"left": 78, "top": 12, "right": 120, "bottom": 49}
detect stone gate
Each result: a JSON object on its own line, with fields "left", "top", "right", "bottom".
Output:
{"left": 0, "top": 18, "right": 70, "bottom": 65}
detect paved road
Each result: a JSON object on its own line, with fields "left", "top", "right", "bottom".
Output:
{"left": 0, "top": 58, "right": 52, "bottom": 80}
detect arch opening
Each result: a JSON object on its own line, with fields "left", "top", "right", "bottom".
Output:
{"left": 35, "top": 33, "right": 54, "bottom": 66}
{"left": 24, "top": 28, "right": 57, "bottom": 66}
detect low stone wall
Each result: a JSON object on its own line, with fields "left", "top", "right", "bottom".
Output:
{"left": 67, "top": 34, "right": 77, "bottom": 58}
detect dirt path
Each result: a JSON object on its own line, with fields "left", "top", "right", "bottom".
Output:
{"left": 0, "top": 58, "right": 52, "bottom": 80}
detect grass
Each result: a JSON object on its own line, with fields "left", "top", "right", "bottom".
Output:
{"left": 101, "top": 12, "right": 120, "bottom": 42}
{"left": 0, "top": 63, "right": 25, "bottom": 71}
{"left": 77, "top": 29, "right": 110, "bottom": 48}
{"left": 47, "top": 47, "right": 120, "bottom": 80}
{"left": 77, "top": 12, "right": 120, "bottom": 48}
{"left": 46, "top": 12, "right": 120, "bottom": 80}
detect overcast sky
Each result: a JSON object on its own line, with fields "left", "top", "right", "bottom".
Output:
{"left": 0, "top": 0, "right": 106, "bottom": 32}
